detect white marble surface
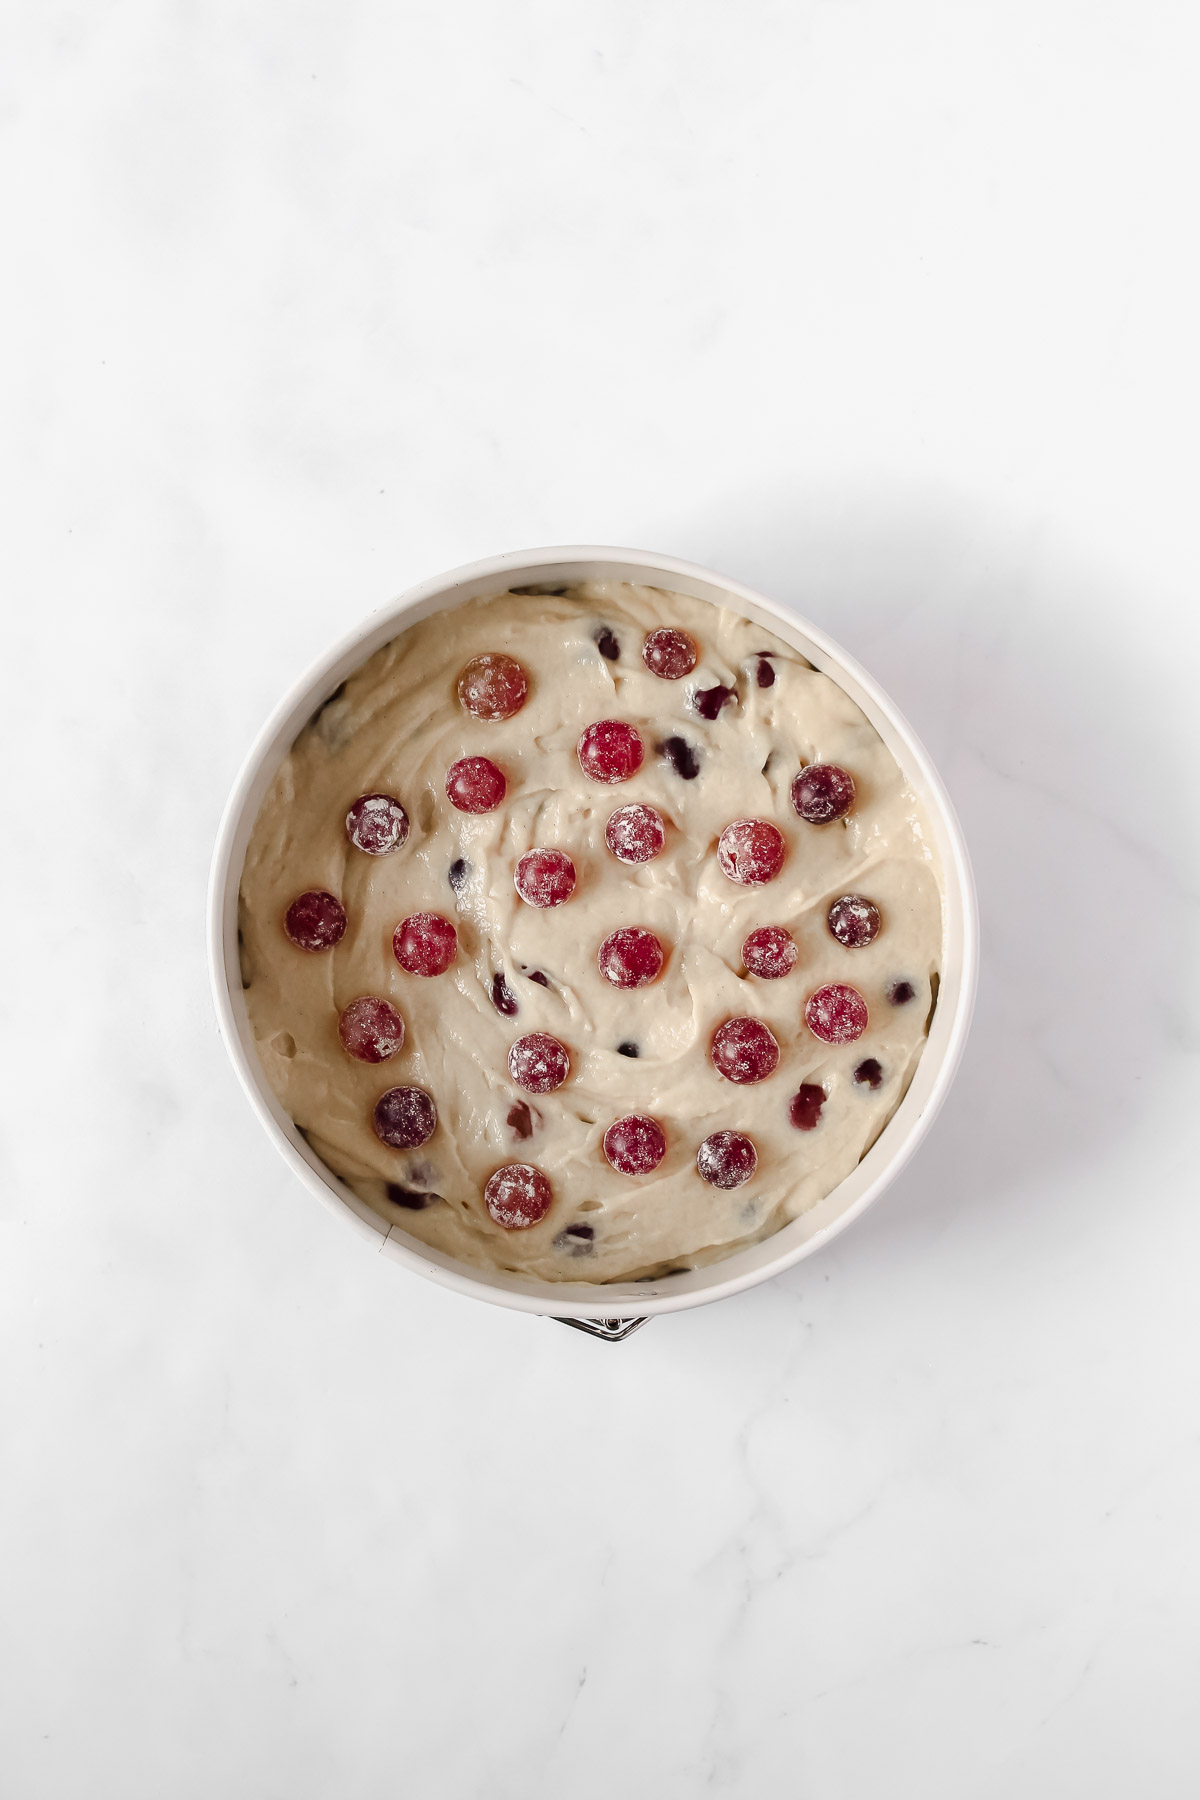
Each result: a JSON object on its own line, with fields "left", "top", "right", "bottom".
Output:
{"left": 4, "top": 4, "right": 1200, "bottom": 1794}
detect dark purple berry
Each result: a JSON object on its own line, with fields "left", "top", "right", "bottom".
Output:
{"left": 854, "top": 1058, "right": 884, "bottom": 1089}
{"left": 594, "top": 626, "right": 621, "bottom": 660}
{"left": 492, "top": 972, "right": 519, "bottom": 1016}
{"left": 694, "top": 683, "right": 736, "bottom": 721}
{"left": 756, "top": 656, "right": 775, "bottom": 688}
{"left": 659, "top": 736, "right": 701, "bottom": 779}
{"left": 887, "top": 979, "right": 916, "bottom": 1005}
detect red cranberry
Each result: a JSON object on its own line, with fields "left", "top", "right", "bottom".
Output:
{"left": 717, "top": 818, "right": 786, "bottom": 885}
{"left": 696, "top": 1131, "right": 758, "bottom": 1189}
{"left": 284, "top": 890, "right": 347, "bottom": 952}
{"left": 887, "top": 979, "right": 916, "bottom": 1006}
{"left": 373, "top": 1085, "right": 437, "bottom": 1149}
{"left": 508, "top": 1033, "right": 570, "bottom": 1094}
{"left": 756, "top": 656, "right": 776, "bottom": 688}
{"left": 603, "top": 1114, "right": 667, "bottom": 1176}
{"left": 642, "top": 628, "right": 697, "bottom": 680}
{"left": 337, "top": 996, "right": 405, "bottom": 1063}
{"left": 791, "top": 763, "right": 856, "bottom": 823}
{"left": 694, "top": 684, "right": 736, "bottom": 720}
{"left": 393, "top": 912, "right": 458, "bottom": 976}
{"left": 345, "top": 793, "right": 409, "bottom": 855}
{"left": 605, "top": 803, "right": 666, "bottom": 864}
{"left": 446, "top": 755, "right": 507, "bottom": 813}
{"left": 789, "top": 1083, "right": 826, "bottom": 1130}
{"left": 484, "top": 1163, "right": 554, "bottom": 1229}
{"left": 741, "top": 926, "right": 797, "bottom": 979}
{"left": 577, "top": 720, "right": 644, "bottom": 783}
{"left": 827, "top": 894, "right": 881, "bottom": 947}
{"left": 854, "top": 1058, "right": 884, "bottom": 1088}
{"left": 805, "top": 983, "right": 869, "bottom": 1043}
{"left": 710, "top": 1016, "right": 780, "bottom": 1084}
{"left": 597, "top": 928, "right": 665, "bottom": 988}
{"left": 514, "top": 849, "right": 576, "bottom": 908}
{"left": 456, "top": 652, "right": 528, "bottom": 720}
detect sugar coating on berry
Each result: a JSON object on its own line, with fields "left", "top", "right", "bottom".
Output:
{"left": 456, "top": 652, "right": 528, "bottom": 720}
{"left": 792, "top": 763, "right": 856, "bottom": 823}
{"left": 577, "top": 719, "right": 644, "bottom": 783}
{"left": 514, "top": 849, "right": 576, "bottom": 908}
{"left": 597, "top": 928, "right": 665, "bottom": 988}
{"left": 508, "top": 1033, "right": 570, "bottom": 1094}
{"left": 338, "top": 996, "right": 406, "bottom": 1063}
{"left": 789, "top": 1083, "right": 826, "bottom": 1130}
{"left": 373, "top": 1085, "right": 437, "bottom": 1149}
{"left": 717, "top": 818, "right": 786, "bottom": 885}
{"left": 741, "top": 926, "right": 797, "bottom": 979}
{"left": 603, "top": 1114, "right": 667, "bottom": 1176}
{"left": 710, "top": 1016, "right": 780, "bottom": 1083}
{"left": 805, "top": 983, "right": 869, "bottom": 1043}
{"left": 696, "top": 1131, "right": 757, "bottom": 1189}
{"left": 827, "top": 894, "right": 881, "bottom": 947}
{"left": 605, "top": 803, "right": 666, "bottom": 864}
{"left": 345, "top": 793, "right": 409, "bottom": 855}
{"left": 393, "top": 912, "right": 458, "bottom": 976}
{"left": 284, "top": 890, "right": 347, "bottom": 952}
{"left": 485, "top": 1163, "right": 553, "bottom": 1229}
{"left": 446, "top": 755, "right": 507, "bottom": 813}
{"left": 642, "top": 628, "right": 697, "bottom": 680}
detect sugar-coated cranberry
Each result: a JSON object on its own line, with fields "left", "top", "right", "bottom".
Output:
{"left": 514, "top": 849, "right": 576, "bottom": 908}
{"left": 597, "top": 928, "right": 665, "bottom": 988}
{"left": 484, "top": 1163, "right": 554, "bottom": 1229}
{"left": 446, "top": 755, "right": 507, "bottom": 813}
{"left": 577, "top": 719, "right": 644, "bottom": 783}
{"left": 642, "top": 628, "right": 697, "bottom": 680}
{"left": 854, "top": 1058, "right": 884, "bottom": 1088}
{"left": 284, "top": 890, "right": 347, "bottom": 952}
{"left": 887, "top": 979, "right": 916, "bottom": 1006}
{"left": 508, "top": 1032, "right": 570, "bottom": 1094}
{"left": 373, "top": 1086, "right": 437, "bottom": 1150}
{"left": 337, "top": 996, "right": 405, "bottom": 1063}
{"left": 717, "top": 818, "right": 786, "bottom": 885}
{"left": 789, "top": 1083, "right": 826, "bottom": 1130}
{"left": 605, "top": 803, "right": 666, "bottom": 864}
{"left": 756, "top": 656, "right": 776, "bottom": 688}
{"left": 345, "top": 793, "right": 409, "bottom": 856}
{"left": 594, "top": 626, "right": 621, "bottom": 660}
{"left": 791, "top": 763, "right": 856, "bottom": 823}
{"left": 805, "top": 983, "right": 869, "bottom": 1043}
{"left": 385, "top": 1181, "right": 439, "bottom": 1210}
{"left": 828, "top": 894, "right": 881, "bottom": 947}
{"left": 456, "top": 652, "right": 528, "bottom": 720}
{"left": 603, "top": 1114, "right": 667, "bottom": 1176}
{"left": 694, "top": 684, "right": 736, "bottom": 720}
{"left": 491, "top": 972, "right": 519, "bottom": 1016}
{"left": 659, "top": 736, "right": 701, "bottom": 779}
{"left": 506, "top": 1101, "right": 535, "bottom": 1139}
{"left": 393, "top": 912, "right": 458, "bottom": 977}
{"left": 710, "top": 1016, "right": 780, "bottom": 1084}
{"left": 742, "top": 926, "right": 798, "bottom": 979}
{"left": 696, "top": 1131, "right": 758, "bottom": 1189}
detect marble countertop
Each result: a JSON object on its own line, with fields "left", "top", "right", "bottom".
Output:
{"left": 4, "top": 4, "right": 1200, "bottom": 1795}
